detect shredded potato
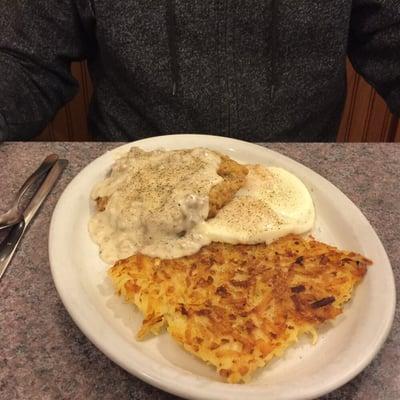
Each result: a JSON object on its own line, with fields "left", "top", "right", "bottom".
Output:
{"left": 109, "top": 234, "right": 371, "bottom": 383}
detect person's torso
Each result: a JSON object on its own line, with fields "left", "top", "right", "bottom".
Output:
{"left": 85, "top": 0, "right": 351, "bottom": 141}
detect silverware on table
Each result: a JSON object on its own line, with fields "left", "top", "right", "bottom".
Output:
{"left": 0, "top": 154, "right": 59, "bottom": 230}
{"left": 0, "top": 159, "right": 68, "bottom": 280}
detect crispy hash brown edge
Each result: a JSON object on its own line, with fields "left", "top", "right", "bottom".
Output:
{"left": 108, "top": 235, "right": 372, "bottom": 383}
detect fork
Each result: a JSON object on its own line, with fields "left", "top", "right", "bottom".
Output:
{"left": 0, "top": 154, "right": 58, "bottom": 230}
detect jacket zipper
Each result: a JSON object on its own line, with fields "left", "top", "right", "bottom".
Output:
{"left": 224, "top": 0, "right": 231, "bottom": 135}
{"left": 269, "top": 0, "right": 278, "bottom": 100}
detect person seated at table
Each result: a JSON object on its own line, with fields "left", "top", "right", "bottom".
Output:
{"left": 0, "top": 1, "right": 399, "bottom": 142}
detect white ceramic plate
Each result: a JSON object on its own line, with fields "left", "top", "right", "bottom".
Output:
{"left": 49, "top": 134, "right": 395, "bottom": 400}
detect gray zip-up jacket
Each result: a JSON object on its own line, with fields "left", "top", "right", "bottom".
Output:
{"left": 0, "top": 1, "right": 399, "bottom": 142}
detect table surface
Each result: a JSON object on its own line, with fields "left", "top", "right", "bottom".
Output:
{"left": 0, "top": 142, "right": 399, "bottom": 400}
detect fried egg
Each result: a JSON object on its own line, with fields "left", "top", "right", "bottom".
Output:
{"left": 198, "top": 164, "right": 315, "bottom": 244}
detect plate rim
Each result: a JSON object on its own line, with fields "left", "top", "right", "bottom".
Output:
{"left": 49, "top": 134, "right": 396, "bottom": 400}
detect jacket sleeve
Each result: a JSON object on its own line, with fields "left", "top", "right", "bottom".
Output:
{"left": 0, "top": 0, "right": 95, "bottom": 140}
{"left": 348, "top": 0, "right": 400, "bottom": 117}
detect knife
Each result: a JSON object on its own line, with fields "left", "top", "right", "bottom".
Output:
{"left": 0, "top": 159, "right": 68, "bottom": 280}
{"left": 0, "top": 153, "right": 59, "bottom": 230}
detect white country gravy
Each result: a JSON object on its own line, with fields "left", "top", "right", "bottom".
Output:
{"left": 88, "top": 147, "right": 222, "bottom": 263}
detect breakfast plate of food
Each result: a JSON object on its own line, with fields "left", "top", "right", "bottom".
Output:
{"left": 49, "top": 134, "right": 395, "bottom": 400}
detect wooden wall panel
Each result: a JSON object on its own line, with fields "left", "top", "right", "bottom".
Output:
{"left": 35, "top": 61, "right": 93, "bottom": 141}
{"left": 337, "top": 61, "right": 398, "bottom": 142}
{"left": 395, "top": 121, "right": 400, "bottom": 142}
{"left": 65, "top": 62, "right": 92, "bottom": 140}
{"left": 37, "top": 60, "right": 398, "bottom": 142}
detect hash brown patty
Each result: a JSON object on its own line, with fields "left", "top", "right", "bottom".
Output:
{"left": 108, "top": 235, "right": 371, "bottom": 383}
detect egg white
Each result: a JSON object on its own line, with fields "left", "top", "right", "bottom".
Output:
{"left": 198, "top": 165, "right": 315, "bottom": 244}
